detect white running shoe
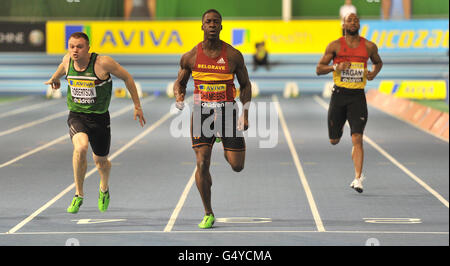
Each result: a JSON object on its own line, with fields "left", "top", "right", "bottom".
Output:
{"left": 350, "top": 174, "right": 365, "bottom": 193}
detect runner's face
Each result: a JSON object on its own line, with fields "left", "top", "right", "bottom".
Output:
{"left": 344, "top": 14, "right": 360, "bottom": 36}
{"left": 202, "top": 12, "right": 222, "bottom": 40}
{"left": 68, "top": 37, "right": 89, "bottom": 61}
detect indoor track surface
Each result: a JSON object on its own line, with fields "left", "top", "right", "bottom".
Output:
{"left": 0, "top": 93, "right": 448, "bottom": 246}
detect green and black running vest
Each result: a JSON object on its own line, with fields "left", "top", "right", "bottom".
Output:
{"left": 66, "top": 53, "right": 112, "bottom": 114}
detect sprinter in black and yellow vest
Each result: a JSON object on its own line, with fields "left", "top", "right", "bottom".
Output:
{"left": 45, "top": 32, "right": 146, "bottom": 214}
{"left": 316, "top": 13, "right": 382, "bottom": 194}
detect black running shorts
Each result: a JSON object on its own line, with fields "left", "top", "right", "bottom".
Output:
{"left": 67, "top": 111, "right": 111, "bottom": 156}
{"left": 191, "top": 102, "right": 246, "bottom": 152}
{"left": 327, "top": 85, "right": 368, "bottom": 140}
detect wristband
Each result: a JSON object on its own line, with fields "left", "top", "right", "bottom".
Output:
{"left": 333, "top": 64, "right": 338, "bottom": 71}
{"left": 134, "top": 106, "right": 142, "bottom": 110}
{"left": 175, "top": 101, "right": 185, "bottom": 110}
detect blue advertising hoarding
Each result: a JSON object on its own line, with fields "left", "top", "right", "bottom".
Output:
{"left": 360, "top": 20, "right": 449, "bottom": 53}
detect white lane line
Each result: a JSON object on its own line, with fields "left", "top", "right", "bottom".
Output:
{"left": 0, "top": 110, "right": 68, "bottom": 137}
{"left": 364, "top": 137, "right": 449, "bottom": 208}
{"left": 0, "top": 134, "right": 69, "bottom": 169}
{"left": 108, "top": 111, "right": 172, "bottom": 162}
{"left": 0, "top": 99, "right": 118, "bottom": 138}
{"left": 0, "top": 95, "right": 34, "bottom": 108}
{"left": 164, "top": 168, "right": 197, "bottom": 232}
{"left": 272, "top": 95, "right": 326, "bottom": 232}
{"left": 6, "top": 99, "right": 171, "bottom": 234}
{"left": 1, "top": 230, "right": 447, "bottom": 235}
{"left": 313, "top": 95, "right": 449, "bottom": 209}
{"left": 0, "top": 96, "right": 155, "bottom": 169}
{"left": 0, "top": 99, "right": 62, "bottom": 119}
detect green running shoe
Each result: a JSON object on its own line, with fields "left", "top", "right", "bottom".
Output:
{"left": 67, "top": 196, "right": 83, "bottom": 214}
{"left": 198, "top": 214, "right": 215, "bottom": 229}
{"left": 98, "top": 189, "right": 110, "bottom": 212}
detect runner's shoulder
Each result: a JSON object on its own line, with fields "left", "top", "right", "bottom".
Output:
{"left": 180, "top": 46, "right": 197, "bottom": 69}
{"left": 364, "top": 39, "right": 378, "bottom": 51}
{"left": 62, "top": 53, "right": 70, "bottom": 64}
{"left": 328, "top": 39, "right": 342, "bottom": 50}
{"left": 95, "top": 55, "right": 116, "bottom": 66}
{"left": 227, "top": 43, "right": 242, "bottom": 57}
{"left": 226, "top": 43, "right": 244, "bottom": 65}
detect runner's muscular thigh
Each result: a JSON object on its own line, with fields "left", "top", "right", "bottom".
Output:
{"left": 194, "top": 145, "right": 213, "bottom": 173}
{"left": 224, "top": 150, "right": 245, "bottom": 166}
{"left": 72, "top": 132, "right": 89, "bottom": 153}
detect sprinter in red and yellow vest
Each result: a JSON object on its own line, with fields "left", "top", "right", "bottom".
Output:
{"left": 173, "top": 9, "right": 252, "bottom": 229}
{"left": 316, "top": 13, "right": 383, "bottom": 194}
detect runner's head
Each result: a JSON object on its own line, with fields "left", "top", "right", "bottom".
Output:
{"left": 68, "top": 32, "right": 90, "bottom": 62}
{"left": 201, "top": 9, "right": 222, "bottom": 40}
{"left": 342, "top": 13, "right": 360, "bottom": 36}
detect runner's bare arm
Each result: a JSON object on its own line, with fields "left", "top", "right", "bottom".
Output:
{"left": 366, "top": 41, "right": 383, "bottom": 81}
{"left": 233, "top": 49, "right": 251, "bottom": 131}
{"left": 316, "top": 42, "right": 337, "bottom": 75}
{"left": 45, "top": 54, "right": 70, "bottom": 89}
{"left": 98, "top": 55, "right": 146, "bottom": 127}
{"left": 173, "top": 50, "right": 194, "bottom": 110}
{"left": 316, "top": 41, "right": 350, "bottom": 75}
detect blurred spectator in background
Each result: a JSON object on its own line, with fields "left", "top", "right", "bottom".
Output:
{"left": 340, "top": 0, "right": 357, "bottom": 21}
{"left": 124, "top": 0, "right": 156, "bottom": 20}
{"left": 382, "top": 0, "right": 411, "bottom": 20}
{"left": 339, "top": 0, "right": 357, "bottom": 36}
{"left": 253, "top": 41, "right": 270, "bottom": 71}
{"left": 340, "top": 0, "right": 357, "bottom": 36}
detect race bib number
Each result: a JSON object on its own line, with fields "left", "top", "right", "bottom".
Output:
{"left": 198, "top": 84, "right": 226, "bottom": 102}
{"left": 68, "top": 78, "right": 97, "bottom": 104}
{"left": 340, "top": 62, "right": 365, "bottom": 83}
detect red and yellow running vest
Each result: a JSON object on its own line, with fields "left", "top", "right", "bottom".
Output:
{"left": 192, "top": 41, "right": 236, "bottom": 104}
{"left": 333, "top": 36, "right": 369, "bottom": 89}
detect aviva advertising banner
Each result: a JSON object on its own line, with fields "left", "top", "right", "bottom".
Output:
{"left": 46, "top": 21, "right": 200, "bottom": 54}
{"left": 46, "top": 20, "right": 342, "bottom": 54}
{"left": 46, "top": 19, "right": 448, "bottom": 54}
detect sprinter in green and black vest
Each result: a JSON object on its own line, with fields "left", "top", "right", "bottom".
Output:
{"left": 45, "top": 32, "right": 146, "bottom": 214}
